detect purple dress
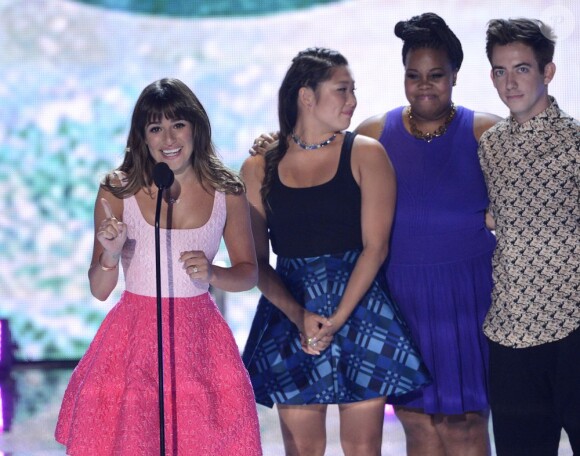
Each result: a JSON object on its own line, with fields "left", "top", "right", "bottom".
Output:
{"left": 378, "top": 106, "right": 496, "bottom": 415}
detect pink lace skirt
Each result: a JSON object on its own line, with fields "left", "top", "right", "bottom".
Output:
{"left": 55, "top": 291, "right": 262, "bottom": 455}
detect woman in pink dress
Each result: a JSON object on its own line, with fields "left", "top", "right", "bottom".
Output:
{"left": 55, "top": 78, "right": 262, "bottom": 455}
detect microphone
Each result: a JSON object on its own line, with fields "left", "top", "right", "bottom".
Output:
{"left": 153, "top": 162, "right": 174, "bottom": 190}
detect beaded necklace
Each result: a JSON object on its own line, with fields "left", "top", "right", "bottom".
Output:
{"left": 291, "top": 131, "right": 337, "bottom": 150}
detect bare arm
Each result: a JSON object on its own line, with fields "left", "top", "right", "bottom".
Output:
{"left": 88, "top": 188, "right": 127, "bottom": 301}
{"left": 240, "top": 154, "right": 331, "bottom": 354}
{"left": 485, "top": 211, "right": 496, "bottom": 230}
{"left": 474, "top": 111, "right": 502, "bottom": 141}
{"left": 315, "top": 136, "right": 396, "bottom": 336}
{"left": 474, "top": 111, "right": 502, "bottom": 230}
{"left": 205, "top": 192, "right": 258, "bottom": 292}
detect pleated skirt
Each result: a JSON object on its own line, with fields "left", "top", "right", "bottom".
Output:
{"left": 386, "top": 250, "right": 493, "bottom": 414}
{"left": 56, "top": 291, "right": 262, "bottom": 455}
{"left": 243, "top": 250, "right": 430, "bottom": 408}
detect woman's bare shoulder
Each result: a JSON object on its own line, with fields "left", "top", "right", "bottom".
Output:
{"left": 354, "top": 112, "right": 387, "bottom": 140}
{"left": 474, "top": 111, "right": 503, "bottom": 140}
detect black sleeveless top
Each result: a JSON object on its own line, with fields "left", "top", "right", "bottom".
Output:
{"left": 266, "top": 132, "right": 363, "bottom": 258}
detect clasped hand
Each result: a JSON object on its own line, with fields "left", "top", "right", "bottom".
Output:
{"left": 298, "top": 310, "right": 335, "bottom": 356}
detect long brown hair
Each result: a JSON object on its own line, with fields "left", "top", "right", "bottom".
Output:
{"left": 103, "top": 78, "right": 244, "bottom": 197}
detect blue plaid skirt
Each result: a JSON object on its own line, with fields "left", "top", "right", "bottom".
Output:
{"left": 242, "top": 250, "right": 430, "bottom": 407}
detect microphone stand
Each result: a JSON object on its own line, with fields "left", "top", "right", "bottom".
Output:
{"left": 154, "top": 188, "right": 166, "bottom": 456}
{"left": 153, "top": 162, "right": 173, "bottom": 456}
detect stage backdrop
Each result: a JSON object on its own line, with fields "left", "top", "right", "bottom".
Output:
{"left": 0, "top": 0, "right": 577, "bottom": 360}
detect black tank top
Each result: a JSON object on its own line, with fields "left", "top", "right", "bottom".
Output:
{"left": 266, "top": 132, "right": 362, "bottom": 258}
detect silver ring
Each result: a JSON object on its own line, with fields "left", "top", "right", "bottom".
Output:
{"left": 193, "top": 266, "right": 198, "bottom": 273}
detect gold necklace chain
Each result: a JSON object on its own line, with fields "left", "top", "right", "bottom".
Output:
{"left": 407, "top": 103, "right": 457, "bottom": 143}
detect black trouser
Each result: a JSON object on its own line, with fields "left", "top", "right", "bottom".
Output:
{"left": 488, "top": 327, "right": 580, "bottom": 456}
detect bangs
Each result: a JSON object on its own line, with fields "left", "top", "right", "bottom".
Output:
{"left": 144, "top": 98, "right": 191, "bottom": 125}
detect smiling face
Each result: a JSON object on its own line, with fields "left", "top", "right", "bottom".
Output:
{"left": 404, "top": 47, "right": 457, "bottom": 121}
{"left": 144, "top": 115, "right": 194, "bottom": 176}
{"left": 490, "top": 41, "right": 555, "bottom": 124}
{"left": 304, "top": 65, "right": 357, "bottom": 133}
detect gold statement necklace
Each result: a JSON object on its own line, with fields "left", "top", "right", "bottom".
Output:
{"left": 407, "top": 103, "right": 457, "bottom": 143}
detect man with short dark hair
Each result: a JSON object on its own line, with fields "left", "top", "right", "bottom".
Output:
{"left": 479, "top": 17, "right": 580, "bottom": 456}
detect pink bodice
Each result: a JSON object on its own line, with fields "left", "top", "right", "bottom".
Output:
{"left": 120, "top": 191, "right": 226, "bottom": 297}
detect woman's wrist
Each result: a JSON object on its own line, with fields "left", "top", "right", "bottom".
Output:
{"left": 98, "top": 251, "right": 120, "bottom": 271}
{"left": 286, "top": 305, "right": 305, "bottom": 329}
{"left": 329, "top": 310, "right": 348, "bottom": 330}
